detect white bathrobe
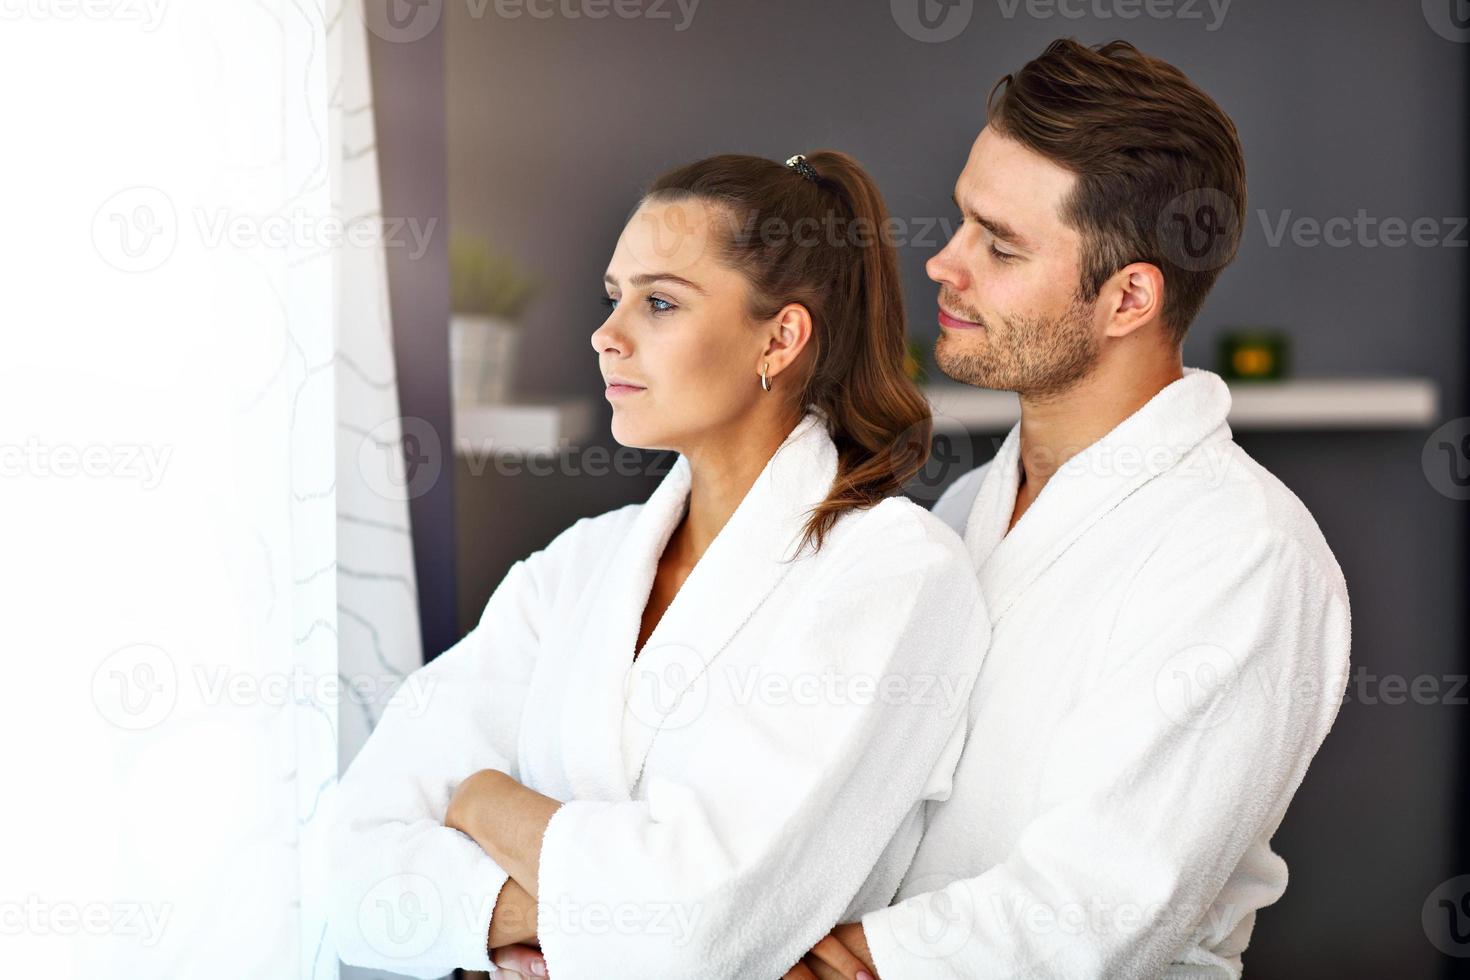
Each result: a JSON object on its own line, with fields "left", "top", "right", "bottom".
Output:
{"left": 860, "top": 369, "right": 1351, "bottom": 979}
{"left": 324, "top": 410, "right": 989, "bottom": 980}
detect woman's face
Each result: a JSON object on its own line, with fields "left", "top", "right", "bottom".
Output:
{"left": 593, "top": 197, "right": 776, "bottom": 452}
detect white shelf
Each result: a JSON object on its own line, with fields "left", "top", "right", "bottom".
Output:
{"left": 454, "top": 400, "right": 594, "bottom": 456}
{"left": 923, "top": 377, "right": 1440, "bottom": 433}
{"left": 450, "top": 380, "right": 1439, "bottom": 457}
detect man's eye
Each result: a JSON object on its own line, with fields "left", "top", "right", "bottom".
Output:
{"left": 989, "top": 244, "right": 1017, "bottom": 263}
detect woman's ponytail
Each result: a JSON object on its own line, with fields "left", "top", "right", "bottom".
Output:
{"left": 792, "top": 150, "right": 931, "bottom": 555}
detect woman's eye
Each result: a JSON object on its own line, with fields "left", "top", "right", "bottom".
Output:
{"left": 600, "top": 295, "right": 618, "bottom": 311}
{"left": 647, "top": 296, "right": 675, "bottom": 313}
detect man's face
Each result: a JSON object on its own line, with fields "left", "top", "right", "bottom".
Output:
{"left": 928, "top": 125, "right": 1103, "bottom": 398}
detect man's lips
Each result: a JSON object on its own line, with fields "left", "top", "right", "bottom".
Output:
{"left": 938, "top": 307, "right": 984, "bottom": 330}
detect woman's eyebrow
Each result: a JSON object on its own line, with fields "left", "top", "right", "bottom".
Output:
{"left": 603, "top": 271, "right": 708, "bottom": 295}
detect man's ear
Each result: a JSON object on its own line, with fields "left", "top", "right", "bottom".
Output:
{"left": 762, "top": 302, "right": 813, "bottom": 379}
{"left": 1102, "top": 262, "right": 1166, "bottom": 339}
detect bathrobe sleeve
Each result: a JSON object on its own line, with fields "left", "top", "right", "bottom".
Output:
{"left": 861, "top": 527, "right": 1351, "bottom": 979}
{"left": 325, "top": 549, "right": 552, "bottom": 979}
{"left": 534, "top": 520, "right": 987, "bottom": 980}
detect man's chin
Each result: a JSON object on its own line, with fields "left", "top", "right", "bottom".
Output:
{"left": 935, "top": 347, "right": 1013, "bottom": 392}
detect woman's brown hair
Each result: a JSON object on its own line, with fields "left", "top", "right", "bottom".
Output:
{"left": 645, "top": 151, "right": 931, "bottom": 557}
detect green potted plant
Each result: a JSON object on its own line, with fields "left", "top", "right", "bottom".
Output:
{"left": 449, "top": 236, "right": 538, "bottom": 405}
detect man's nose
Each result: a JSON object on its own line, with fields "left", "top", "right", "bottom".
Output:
{"left": 926, "top": 235, "right": 968, "bottom": 291}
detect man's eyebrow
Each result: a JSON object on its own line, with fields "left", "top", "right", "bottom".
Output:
{"left": 951, "top": 192, "right": 1035, "bottom": 251}
{"left": 602, "top": 272, "right": 708, "bottom": 295}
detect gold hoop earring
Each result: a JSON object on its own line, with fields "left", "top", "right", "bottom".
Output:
{"left": 760, "top": 361, "right": 771, "bottom": 392}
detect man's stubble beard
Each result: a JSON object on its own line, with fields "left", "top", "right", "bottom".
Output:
{"left": 935, "top": 289, "right": 1101, "bottom": 400}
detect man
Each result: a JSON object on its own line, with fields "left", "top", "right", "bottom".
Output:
{"left": 786, "top": 37, "right": 1351, "bottom": 980}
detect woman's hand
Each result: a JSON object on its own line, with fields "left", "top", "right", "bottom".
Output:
{"left": 782, "top": 924, "right": 877, "bottom": 980}
{"left": 443, "top": 767, "right": 562, "bottom": 897}
{"left": 444, "top": 768, "right": 511, "bottom": 843}
{"left": 492, "top": 943, "right": 549, "bottom": 978}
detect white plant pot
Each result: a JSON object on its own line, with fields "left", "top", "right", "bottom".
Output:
{"left": 450, "top": 314, "right": 521, "bottom": 406}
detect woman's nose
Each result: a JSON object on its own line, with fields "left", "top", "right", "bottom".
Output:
{"left": 590, "top": 316, "right": 625, "bottom": 356}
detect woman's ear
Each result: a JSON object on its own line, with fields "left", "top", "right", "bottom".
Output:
{"left": 1103, "top": 262, "right": 1165, "bottom": 340}
{"left": 761, "top": 302, "right": 813, "bottom": 379}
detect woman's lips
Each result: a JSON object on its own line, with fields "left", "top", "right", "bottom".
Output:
{"left": 605, "top": 383, "right": 645, "bottom": 399}
{"left": 938, "top": 307, "right": 984, "bottom": 330}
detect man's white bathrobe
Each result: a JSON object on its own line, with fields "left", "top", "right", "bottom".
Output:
{"left": 324, "top": 411, "right": 989, "bottom": 980}
{"left": 860, "top": 369, "right": 1351, "bottom": 979}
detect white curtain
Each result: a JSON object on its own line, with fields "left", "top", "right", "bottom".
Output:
{"left": 0, "top": 3, "right": 422, "bottom": 977}
{"left": 331, "top": 0, "right": 428, "bottom": 776}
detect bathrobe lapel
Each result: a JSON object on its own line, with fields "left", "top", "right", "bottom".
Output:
{"left": 556, "top": 410, "right": 838, "bottom": 801}
{"left": 969, "top": 369, "right": 1234, "bottom": 622}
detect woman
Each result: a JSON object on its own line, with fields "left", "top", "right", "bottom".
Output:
{"left": 325, "top": 151, "right": 989, "bottom": 980}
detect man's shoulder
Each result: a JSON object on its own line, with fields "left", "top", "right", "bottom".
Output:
{"left": 1149, "top": 434, "right": 1344, "bottom": 586}
{"left": 930, "top": 463, "right": 993, "bottom": 536}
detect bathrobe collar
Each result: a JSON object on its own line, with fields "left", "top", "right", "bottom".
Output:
{"left": 964, "top": 368, "right": 1232, "bottom": 621}
{"left": 557, "top": 408, "right": 838, "bottom": 800}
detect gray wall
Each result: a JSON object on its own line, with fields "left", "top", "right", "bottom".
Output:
{"left": 440, "top": 2, "right": 1467, "bottom": 976}
{"left": 369, "top": 23, "right": 460, "bottom": 663}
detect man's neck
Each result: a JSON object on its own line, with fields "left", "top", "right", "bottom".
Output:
{"left": 1009, "top": 353, "right": 1184, "bottom": 529}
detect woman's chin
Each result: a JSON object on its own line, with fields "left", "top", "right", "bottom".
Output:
{"left": 609, "top": 415, "right": 678, "bottom": 455}
{"left": 609, "top": 415, "right": 653, "bottom": 451}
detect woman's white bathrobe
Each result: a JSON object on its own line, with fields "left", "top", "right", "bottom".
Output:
{"left": 859, "top": 369, "right": 1352, "bottom": 979}
{"left": 324, "top": 411, "right": 989, "bottom": 979}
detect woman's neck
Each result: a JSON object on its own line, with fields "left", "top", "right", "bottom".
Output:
{"left": 670, "top": 409, "right": 804, "bottom": 565}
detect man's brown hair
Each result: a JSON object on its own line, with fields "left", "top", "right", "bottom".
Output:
{"left": 987, "top": 38, "right": 1247, "bottom": 344}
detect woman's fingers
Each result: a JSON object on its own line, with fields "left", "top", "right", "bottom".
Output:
{"left": 806, "top": 934, "right": 872, "bottom": 980}
{"left": 492, "top": 942, "right": 548, "bottom": 977}
{"left": 781, "top": 961, "right": 821, "bottom": 980}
